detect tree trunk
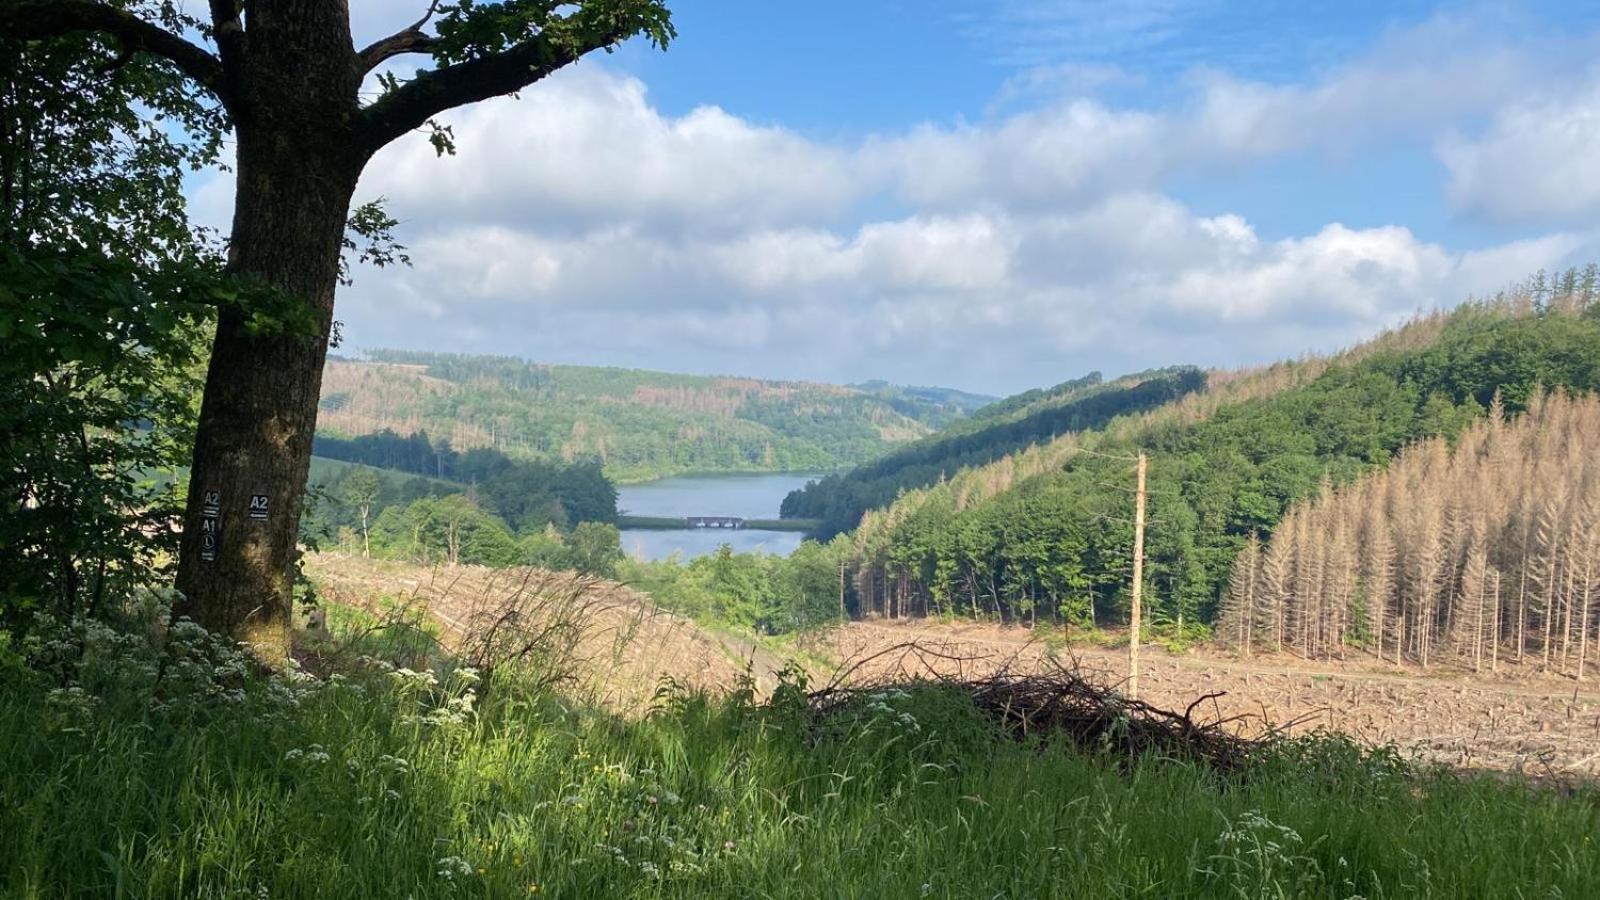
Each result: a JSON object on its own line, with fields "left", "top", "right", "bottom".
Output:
{"left": 175, "top": 6, "right": 363, "bottom": 656}
{"left": 1579, "top": 556, "right": 1594, "bottom": 681}
{"left": 1516, "top": 563, "right": 1528, "bottom": 662}
{"left": 1484, "top": 570, "right": 1497, "bottom": 669}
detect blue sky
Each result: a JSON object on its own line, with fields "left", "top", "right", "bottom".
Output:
{"left": 615, "top": 2, "right": 1447, "bottom": 121}
{"left": 194, "top": 1, "right": 1600, "bottom": 395}
{"left": 616, "top": 0, "right": 1599, "bottom": 246}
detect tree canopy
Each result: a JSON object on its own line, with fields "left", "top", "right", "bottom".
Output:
{"left": 1, "top": 0, "right": 677, "bottom": 649}
{"left": 782, "top": 367, "right": 1204, "bottom": 538}
{"left": 839, "top": 277, "right": 1600, "bottom": 635}
{"left": 1, "top": 14, "right": 224, "bottom": 619}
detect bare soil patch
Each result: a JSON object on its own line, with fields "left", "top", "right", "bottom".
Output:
{"left": 805, "top": 619, "right": 1600, "bottom": 778}
{"left": 301, "top": 555, "right": 1600, "bottom": 776}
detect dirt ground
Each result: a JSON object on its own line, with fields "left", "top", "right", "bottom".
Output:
{"left": 805, "top": 619, "right": 1600, "bottom": 779}
{"left": 304, "top": 555, "right": 1600, "bottom": 777}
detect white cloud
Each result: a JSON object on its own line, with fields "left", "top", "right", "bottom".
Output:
{"left": 1162, "top": 223, "right": 1453, "bottom": 321}
{"left": 338, "top": 182, "right": 1588, "bottom": 393}
{"left": 285, "top": 13, "right": 1600, "bottom": 394}
{"left": 1440, "top": 75, "right": 1600, "bottom": 223}
{"left": 865, "top": 101, "right": 1167, "bottom": 211}
{"left": 846, "top": 11, "right": 1560, "bottom": 222}
{"left": 363, "top": 66, "right": 858, "bottom": 235}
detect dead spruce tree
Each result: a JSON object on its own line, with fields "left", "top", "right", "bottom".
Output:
{"left": 1, "top": 0, "right": 674, "bottom": 656}
{"left": 1218, "top": 387, "right": 1600, "bottom": 676}
{"left": 1219, "top": 531, "right": 1261, "bottom": 655}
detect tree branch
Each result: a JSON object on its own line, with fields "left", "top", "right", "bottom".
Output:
{"left": 204, "top": 0, "right": 245, "bottom": 107}
{"left": 206, "top": 0, "right": 245, "bottom": 63}
{"left": 357, "top": 0, "right": 441, "bottom": 73}
{"left": 355, "top": 21, "right": 630, "bottom": 158}
{"left": 0, "top": 0, "right": 231, "bottom": 107}
{"left": 358, "top": 32, "right": 442, "bottom": 73}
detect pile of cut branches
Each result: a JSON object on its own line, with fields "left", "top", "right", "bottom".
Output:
{"left": 806, "top": 645, "right": 1264, "bottom": 774}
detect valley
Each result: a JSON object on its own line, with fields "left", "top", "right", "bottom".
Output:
{"left": 16, "top": 6, "right": 1600, "bottom": 895}
{"left": 305, "top": 275, "right": 1600, "bottom": 680}
{"left": 298, "top": 275, "right": 1600, "bottom": 784}
{"left": 302, "top": 553, "right": 1600, "bottom": 779}
{"left": 316, "top": 352, "right": 987, "bottom": 483}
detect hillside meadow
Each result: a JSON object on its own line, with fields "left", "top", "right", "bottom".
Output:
{"left": 3, "top": 585, "right": 1599, "bottom": 899}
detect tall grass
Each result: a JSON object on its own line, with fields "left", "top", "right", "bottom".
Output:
{"left": 2, "top": 615, "right": 1597, "bottom": 898}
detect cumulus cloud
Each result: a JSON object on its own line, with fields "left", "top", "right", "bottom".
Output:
{"left": 363, "top": 67, "right": 858, "bottom": 235}
{"left": 339, "top": 182, "right": 1584, "bottom": 393}
{"left": 298, "top": 13, "right": 1600, "bottom": 394}
{"left": 1440, "top": 76, "right": 1600, "bottom": 224}
{"left": 872, "top": 18, "right": 1545, "bottom": 213}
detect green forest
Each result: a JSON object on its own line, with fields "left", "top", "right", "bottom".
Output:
{"left": 781, "top": 367, "right": 1205, "bottom": 537}
{"left": 310, "top": 429, "right": 617, "bottom": 525}
{"left": 316, "top": 350, "right": 973, "bottom": 482}
{"left": 299, "top": 452, "right": 624, "bottom": 574}
{"left": 836, "top": 279, "right": 1600, "bottom": 637}
{"left": 844, "top": 380, "right": 997, "bottom": 429}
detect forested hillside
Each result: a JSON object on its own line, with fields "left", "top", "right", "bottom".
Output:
{"left": 781, "top": 368, "right": 1205, "bottom": 537}
{"left": 18, "top": 6, "right": 1600, "bottom": 897}
{"left": 846, "top": 380, "right": 997, "bottom": 429}
{"left": 299, "top": 446, "right": 623, "bottom": 573}
{"left": 838, "top": 274, "right": 1600, "bottom": 635}
{"left": 310, "top": 429, "right": 614, "bottom": 526}
{"left": 316, "top": 351, "right": 968, "bottom": 482}
{"left": 1218, "top": 388, "right": 1600, "bottom": 675}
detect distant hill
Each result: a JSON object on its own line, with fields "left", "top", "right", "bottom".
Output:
{"left": 316, "top": 351, "right": 979, "bottom": 482}
{"left": 840, "top": 273, "right": 1600, "bottom": 635}
{"left": 846, "top": 381, "right": 998, "bottom": 429}
{"left": 781, "top": 367, "right": 1205, "bottom": 537}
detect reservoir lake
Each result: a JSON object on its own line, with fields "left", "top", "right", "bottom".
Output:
{"left": 617, "top": 472, "right": 823, "bottom": 561}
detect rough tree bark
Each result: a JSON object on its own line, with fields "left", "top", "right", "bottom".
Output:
{"left": 4, "top": 0, "right": 671, "bottom": 656}
{"left": 175, "top": 3, "right": 363, "bottom": 653}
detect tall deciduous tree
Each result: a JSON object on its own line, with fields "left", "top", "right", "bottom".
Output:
{"left": 2, "top": 0, "right": 674, "bottom": 655}
{"left": 342, "top": 467, "right": 380, "bottom": 558}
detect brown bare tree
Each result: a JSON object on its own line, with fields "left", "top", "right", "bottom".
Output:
{"left": 1218, "top": 389, "right": 1600, "bottom": 676}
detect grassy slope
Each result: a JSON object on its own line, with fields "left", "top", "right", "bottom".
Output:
{"left": 316, "top": 353, "right": 971, "bottom": 483}
{"left": 2, "top": 656, "right": 1596, "bottom": 898}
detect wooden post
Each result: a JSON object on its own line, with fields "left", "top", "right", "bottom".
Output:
{"left": 838, "top": 559, "right": 847, "bottom": 621}
{"left": 1129, "top": 452, "right": 1147, "bottom": 701}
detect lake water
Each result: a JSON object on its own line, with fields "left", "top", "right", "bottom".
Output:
{"left": 617, "top": 472, "right": 823, "bottom": 561}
